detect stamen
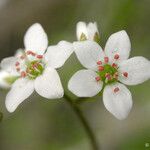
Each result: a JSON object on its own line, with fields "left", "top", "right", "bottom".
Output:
{"left": 97, "top": 61, "right": 102, "bottom": 65}
{"left": 112, "top": 63, "right": 118, "bottom": 68}
{"left": 114, "top": 87, "right": 119, "bottom": 93}
{"left": 16, "top": 68, "right": 20, "bottom": 72}
{"left": 21, "top": 71, "right": 26, "bottom": 78}
{"left": 104, "top": 57, "right": 109, "bottom": 63}
{"left": 113, "top": 72, "right": 119, "bottom": 79}
{"left": 95, "top": 76, "right": 101, "bottom": 81}
{"left": 15, "top": 61, "right": 20, "bottom": 66}
{"left": 32, "top": 63, "right": 39, "bottom": 69}
{"left": 123, "top": 72, "right": 128, "bottom": 77}
{"left": 26, "top": 50, "right": 36, "bottom": 56}
{"left": 37, "top": 55, "right": 43, "bottom": 59}
{"left": 114, "top": 54, "right": 119, "bottom": 60}
{"left": 20, "top": 55, "right": 25, "bottom": 60}
{"left": 105, "top": 73, "right": 111, "bottom": 80}
{"left": 98, "top": 66, "right": 104, "bottom": 71}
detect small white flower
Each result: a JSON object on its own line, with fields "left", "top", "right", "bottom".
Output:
{"left": 68, "top": 30, "right": 150, "bottom": 120}
{"left": 76, "top": 21, "right": 100, "bottom": 43}
{"left": 1, "top": 23, "right": 73, "bottom": 112}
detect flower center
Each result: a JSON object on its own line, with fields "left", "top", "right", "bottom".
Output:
{"left": 95, "top": 55, "right": 128, "bottom": 85}
{"left": 15, "top": 50, "right": 45, "bottom": 80}
{"left": 96, "top": 63, "right": 118, "bottom": 84}
{"left": 26, "top": 61, "right": 44, "bottom": 79}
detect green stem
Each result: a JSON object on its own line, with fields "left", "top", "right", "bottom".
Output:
{"left": 64, "top": 94, "right": 100, "bottom": 150}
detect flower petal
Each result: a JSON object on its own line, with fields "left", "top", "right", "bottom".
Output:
{"left": 34, "top": 67, "right": 64, "bottom": 99}
{"left": 0, "top": 71, "right": 11, "bottom": 89}
{"left": 45, "top": 41, "right": 73, "bottom": 68}
{"left": 14, "top": 48, "right": 25, "bottom": 57}
{"left": 76, "top": 21, "right": 88, "bottom": 40}
{"left": 68, "top": 69, "right": 103, "bottom": 97}
{"left": 0, "top": 56, "right": 19, "bottom": 75}
{"left": 104, "top": 30, "right": 131, "bottom": 63}
{"left": 103, "top": 82, "right": 132, "bottom": 120}
{"left": 5, "top": 78, "right": 34, "bottom": 112}
{"left": 73, "top": 41, "right": 105, "bottom": 70}
{"left": 118, "top": 56, "right": 150, "bottom": 85}
{"left": 24, "top": 23, "right": 48, "bottom": 55}
{"left": 87, "top": 22, "right": 99, "bottom": 40}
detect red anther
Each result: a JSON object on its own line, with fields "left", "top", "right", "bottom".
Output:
{"left": 95, "top": 76, "right": 101, "bottom": 81}
{"left": 20, "top": 55, "right": 25, "bottom": 60}
{"left": 98, "top": 66, "right": 104, "bottom": 71}
{"left": 104, "top": 57, "right": 109, "bottom": 63}
{"left": 114, "top": 87, "right": 120, "bottom": 93}
{"left": 26, "top": 50, "right": 36, "bottom": 56}
{"left": 114, "top": 54, "right": 120, "bottom": 60}
{"left": 112, "top": 63, "right": 118, "bottom": 68}
{"left": 16, "top": 68, "right": 20, "bottom": 72}
{"left": 37, "top": 55, "right": 43, "bottom": 59}
{"left": 15, "top": 61, "right": 20, "bottom": 66}
{"left": 105, "top": 73, "right": 111, "bottom": 80}
{"left": 123, "top": 72, "right": 128, "bottom": 77}
{"left": 97, "top": 61, "right": 102, "bottom": 65}
{"left": 31, "top": 52, "right": 36, "bottom": 56}
{"left": 26, "top": 50, "right": 32, "bottom": 55}
{"left": 21, "top": 71, "right": 26, "bottom": 77}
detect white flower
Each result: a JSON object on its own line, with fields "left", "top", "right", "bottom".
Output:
{"left": 1, "top": 23, "right": 73, "bottom": 112}
{"left": 76, "top": 21, "right": 100, "bottom": 43}
{"left": 68, "top": 30, "right": 150, "bottom": 120}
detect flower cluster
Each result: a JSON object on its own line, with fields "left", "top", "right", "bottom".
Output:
{"left": 0, "top": 21, "right": 150, "bottom": 120}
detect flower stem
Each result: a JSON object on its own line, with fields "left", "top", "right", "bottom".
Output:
{"left": 64, "top": 94, "right": 100, "bottom": 150}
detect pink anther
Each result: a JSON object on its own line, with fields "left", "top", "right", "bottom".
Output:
{"left": 97, "top": 61, "right": 102, "bottom": 65}
{"left": 114, "top": 54, "right": 119, "bottom": 60}
{"left": 114, "top": 87, "right": 119, "bottom": 93}
{"left": 95, "top": 76, "right": 101, "bottom": 81}
{"left": 104, "top": 57, "right": 109, "bottom": 63}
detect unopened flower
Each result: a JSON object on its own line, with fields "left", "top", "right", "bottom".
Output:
{"left": 76, "top": 21, "right": 100, "bottom": 43}
{"left": 68, "top": 30, "right": 150, "bottom": 120}
{"left": 1, "top": 23, "right": 73, "bottom": 112}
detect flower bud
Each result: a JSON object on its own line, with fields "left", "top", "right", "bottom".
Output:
{"left": 76, "top": 22, "right": 88, "bottom": 41}
{"left": 76, "top": 21, "right": 100, "bottom": 43}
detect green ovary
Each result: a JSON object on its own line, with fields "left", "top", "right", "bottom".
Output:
{"left": 26, "top": 61, "right": 44, "bottom": 79}
{"left": 96, "top": 64, "right": 118, "bottom": 84}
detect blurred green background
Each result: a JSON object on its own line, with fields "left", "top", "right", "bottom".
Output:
{"left": 0, "top": 0, "right": 150, "bottom": 149}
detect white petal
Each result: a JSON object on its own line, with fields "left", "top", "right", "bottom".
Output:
{"left": 73, "top": 41, "right": 105, "bottom": 70}
{"left": 45, "top": 41, "right": 73, "bottom": 68}
{"left": 5, "top": 78, "right": 34, "bottom": 112}
{"left": 104, "top": 30, "right": 131, "bottom": 63}
{"left": 103, "top": 83, "right": 132, "bottom": 120}
{"left": 0, "top": 71, "right": 11, "bottom": 88}
{"left": 34, "top": 67, "right": 64, "bottom": 99}
{"left": 0, "top": 56, "right": 19, "bottom": 75}
{"left": 68, "top": 69, "right": 103, "bottom": 97}
{"left": 76, "top": 21, "right": 88, "bottom": 40}
{"left": 14, "top": 48, "right": 25, "bottom": 57}
{"left": 118, "top": 56, "right": 150, "bottom": 85}
{"left": 24, "top": 23, "right": 48, "bottom": 55}
{"left": 87, "top": 22, "right": 99, "bottom": 40}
